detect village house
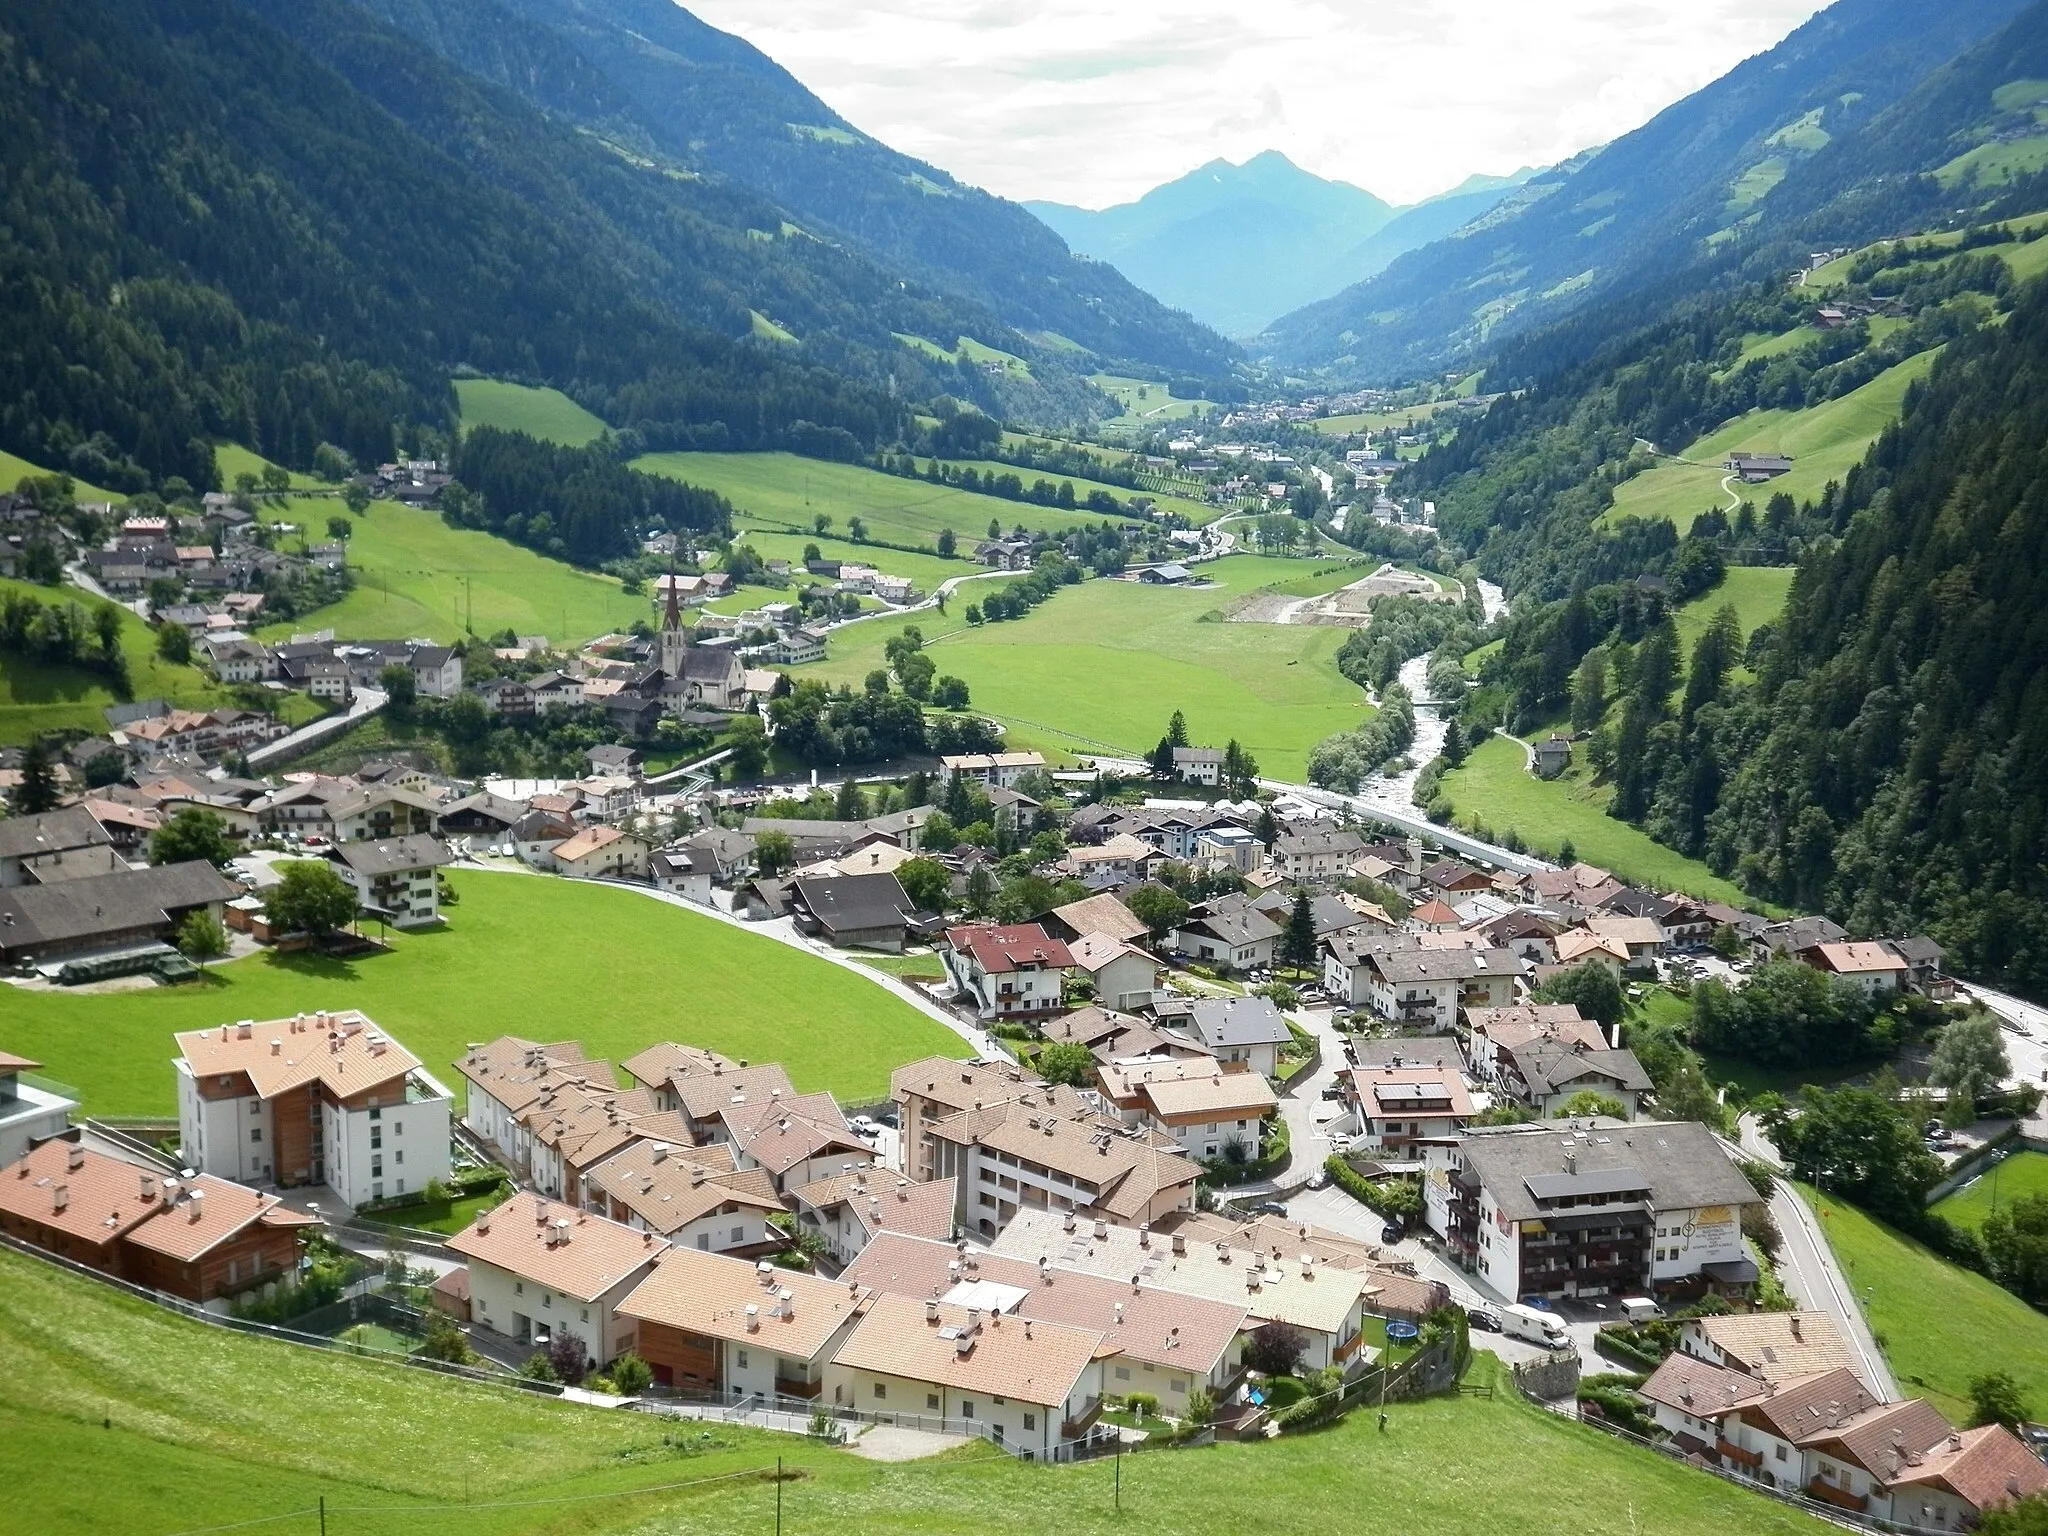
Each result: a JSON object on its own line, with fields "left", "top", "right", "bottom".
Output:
{"left": 0, "top": 1139, "right": 317, "bottom": 1304}
{"left": 1181, "top": 996, "right": 1293, "bottom": 1076}
{"left": 1066, "top": 933, "right": 1156, "bottom": 1012}
{"left": 1095, "top": 1057, "right": 1278, "bottom": 1162}
{"left": 174, "top": 1011, "right": 453, "bottom": 1207}
{"left": 0, "top": 806, "right": 116, "bottom": 887}
{"left": 1804, "top": 941, "right": 1912, "bottom": 996}
{"left": 1344, "top": 1063, "right": 1474, "bottom": 1154}
{"left": 1422, "top": 1120, "right": 1758, "bottom": 1303}
{"left": 620, "top": 1049, "right": 791, "bottom": 1144}
{"left": 511, "top": 809, "right": 582, "bottom": 871}
{"left": 1322, "top": 935, "right": 1525, "bottom": 1027}
{"left": 1495, "top": 1038, "right": 1653, "bottom": 1119}
{"left": 711, "top": 1090, "right": 873, "bottom": 1195}
{"left": 447, "top": 1192, "right": 667, "bottom": 1370}
{"left": 550, "top": 824, "right": 653, "bottom": 881}
{"left": 938, "top": 751, "right": 1047, "bottom": 789}
{"left": 650, "top": 846, "right": 717, "bottom": 905}
{"left": 787, "top": 1170, "right": 959, "bottom": 1266}
{"left": 1531, "top": 735, "right": 1572, "bottom": 779}
{"left": 825, "top": 1293, "right": 1107, "bottom": 1454}
{"left": 941, "top": 923, "right": 1073, "bottom": 1021}
{"left": 1171, "top": 746, "right": 1226, "bottom": 786}
{"left": 1270, "top": 827, "right": 1366, "bottom": 884}
{"left": 325, "top": 833, "right": 452, "bottom": 928}
{"left": 1553, "top": 929, "right": 1634, "bottom": 975}
{"left": 1463, "top": 1003, "right": 1607, "bottom": 1077}
{"left": 617, "top": 1246, "right": 871, "bottom": 1400}
{"left": 514, "top": 1078, "right": 695, "bottom": 1202}
{"left": 788, "top": 871, "right": 922, "bottom": 951}
{"left": 1169, "top": 895, "right": 1280, "bottom": 972}
{"left": 1048, "top": 892, "right": 1152, "bottom": 949}
{"left": 453, "top": 1037, "right": 601, "bottom": 1166}
{"left": 1063, "top": 832, "right": 1159, "bottom": 884}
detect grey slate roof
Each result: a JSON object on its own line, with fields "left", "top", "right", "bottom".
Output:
{"left": 329, "top": 834, "right": 452, "bottom": 877}
{"left": 1503, "top": 1038, "right": 1654, "bottom": 1098}
{"left": 1455, "top": 1120, "right": 1757, "bottom": 1223}
{"left": 790, "top": 872, "right": 917, "bottom": 936}
{"left": 1185, "top": 996, "right": 1292, "bottom": 1050}
{"left": 0, "top": 806, "right": 115, "bottom": 864}
{"left": 0, "top": 860, "right": 237, "bottom": 951}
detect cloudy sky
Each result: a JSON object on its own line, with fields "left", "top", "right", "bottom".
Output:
{"left": 685, "top": 0, "right": 1829, "bottom": 208}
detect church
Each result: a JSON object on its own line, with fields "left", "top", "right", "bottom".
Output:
{"left": 650, "top": 577, "right": 746, "bottom": 713}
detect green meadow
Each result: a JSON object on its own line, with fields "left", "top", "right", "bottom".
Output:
{"left": 1091, "top": 373, "right": 1214, "bottom": 425}
{"left": 633, "top": 451, "right": 1108, "bottom": 549}
{"left": 261, "top": 498, "right": 646, "bottom": 647}
{"left": 1606, "top": 348, "right": 1942, "bottom": 533}
{"left": 0, "top": 448, "right": 120, "bottom": 504}
{"left": 801, "top": 554, "right": 1376, "bottom": 776}
{"left": 1930, "top": 1150, "right": 2048, "bottom": 1231}
{"left": 453, "top": 378, "right": 609, "bottom": 446}
{"left": 0, "top": 868, "right": 962, "bottom": 1115}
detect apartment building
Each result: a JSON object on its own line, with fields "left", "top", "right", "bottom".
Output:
{"left": 174, "top": 1012, "right": 451, "bottom": 1207}
{"left": 447, "top": 1192, "right": 666, "bottom": 1368}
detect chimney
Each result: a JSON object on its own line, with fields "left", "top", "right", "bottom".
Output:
{"left": 140, "top": 1174, "right": 156, "bottom": 1201}
{"left": 1038, "top": 1257, "right": 1050, "bottom": 1281}
{"left": 477, "top": 1211, "right": 491, "bottom": 1235}
{"left": 237, "top": 1019, "right": 254, "bottom": 1039}
{"left": 52, "top": 1184, "right": 69, "bottom": 1213}
{"left": 1246, "top": 1268, "right": 1261, "bottom": 1292}
{"left": 1789, "top": 1316, "right": 1802, "bottom": 1341}
{"left": 651, "top": 1143, "right": 669, "bottom": 1163}
{"left": 189, "top": 1189, "right": 207, "bottom": 1222}
{"left": 1094, "top": 1218, "right": 1108, "bottom": 1240}
{"left": 1563, "top": 1151, "right": 1577, "bottom": 1175}
{"left": 1024, "top": 1320, "right": 1033, "bottom": 1340}
{"left": 534, "top": 1199, "right": 549, "bottom": 1226}
{"left": 270, "top": 1040, "right": 282, "bottom": 1056}
{"left": 967, "top": 1307, "right": 981, "bottom": 1331}
{"left": 1168, "top": 1326, "right": 1181, "bottom": 1349}
{"left": 1138, "top": 1223, "right": 1150, "bottom": 1248}
{"left": 1063, "top": 1211, "right": 1077, "bottom": 1233}
{"left": 67, "top": 1144, "right": 85, "bottom": 1172}
{"left": 758, "top": 1260, "right": 777, "bottom": 1288}
{"left": 926, "top": 1299, "right": 940, "bottom": 1323}
{"left": 776, "top": 1287, "right": 795, "bottom": 1320}
{"left": 955, "top": 1331, "right": 973, "bottom": 1357}
{"left": 745, "top": 1303, "right": 760, "bottom": 1333}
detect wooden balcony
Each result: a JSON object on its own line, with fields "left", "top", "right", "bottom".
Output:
{"left": 1061, "top": 1395, "right": 1103, "bottom": 1438}
{"left": 774, "top": 1376, "right": 822, "bottom": 1400}
{"left": 1716, "top": 1438, "right": 1763, "bottom": 1469}
{"left": 1806, "top": 1479, "right": 1867, "bottom": 1513}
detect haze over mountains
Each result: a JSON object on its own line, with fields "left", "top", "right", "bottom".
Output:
{"left": 1028, "top": 155, "right": 1535, "bottom": 338}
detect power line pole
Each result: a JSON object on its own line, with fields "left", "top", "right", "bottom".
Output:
{"left": 1114, "top": 1435, "right": 1121, "bottom": 1512}
{"left": 318, "top": 1495, "right": 326, "bottom": 1536}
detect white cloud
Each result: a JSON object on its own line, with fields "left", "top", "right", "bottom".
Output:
{"left": 681, "top": 0, "right": 1827, "bottom": 207}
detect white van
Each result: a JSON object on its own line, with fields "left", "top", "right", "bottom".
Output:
{"left": 1620, "top": 1296, "right": 1660, "bottom": 1325}
{"left": 1499, "top": 1303, "right": 1570, "bottom": 1348}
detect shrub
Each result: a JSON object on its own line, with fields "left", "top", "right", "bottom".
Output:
{"left": 520, "top": 1352, "right": 560, "bottom": 1383}
{"left": 610, "top": 1353, "right": 654, "bottom": 1396}
{"left": 1245, "top": 1321, "right": 1309, "bottom": 1377}
{"left": 1325, "top": 1157, "right": 1422, "bottom": 1222}
{"left": 417, "top": 1313, "right": 477, "bottom": 1366}
{"left": 1125, "top": 1392, "right": 1159, "bottom": 1418}
{"left": 545, "top": 1331, "right": 589, "bottom": 1387}
{"left": 1183, "top": 1389, "right": 1215, "bottom": 1426}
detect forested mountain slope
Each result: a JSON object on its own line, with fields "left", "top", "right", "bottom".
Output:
{"left": 0, "top": 0, "right": 938, "bottom": 497}
{"left": 1262, "top": 0, "right": 2033, "bottom": 381}
{"left": 330, "top": 0, "right": 1234, "bottom": 377}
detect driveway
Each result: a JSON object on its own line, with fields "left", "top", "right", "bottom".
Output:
{"left": 1769, "top": 1179, "right": 1897, "bottom": 1400}
{"left": 245, "top": 686, "right": 386, "bottom": 770}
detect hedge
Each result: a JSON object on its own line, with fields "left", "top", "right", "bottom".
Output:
{"left": 1324, "top": 1157, "right": 1422, "bottom": 1222}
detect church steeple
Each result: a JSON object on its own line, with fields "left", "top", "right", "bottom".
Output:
{"left": 659, "top": 554, "right": 689, "bottom": 678}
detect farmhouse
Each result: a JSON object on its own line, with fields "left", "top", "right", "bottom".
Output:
{"left": 942, "top": 922, "right": 1073, "bottom": 1021}
{"left": 325, "top": 834, "right": 452, "bottom": 928}
{"left": 550, "top": 825, "right": 653, "bottom": 881}
{"left": 0, "top": 860, "right": 238, "bottom": 967}
{"left": 788, "top": 871, "right": 921, "bottom": 951}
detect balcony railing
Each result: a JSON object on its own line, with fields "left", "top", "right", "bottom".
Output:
{"left": 1716, "top": 1438, "right": 1763, "bottom": 1470}
{"left": 775, "top": 1377, "right": 822, "bottom": 1400}
{"left": 1061, "top": 1395, "right": 1103, "bottom": 1438}
{"left": 1805, "top": 1479, "right": 1867, "bottom": 1514}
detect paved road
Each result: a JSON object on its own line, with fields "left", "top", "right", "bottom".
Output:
{"left": 1770, "top": 1179, "right": 1898, "bottom": 1400}
{"left": 245, "top": 686, "right": 386, "bottom": 769}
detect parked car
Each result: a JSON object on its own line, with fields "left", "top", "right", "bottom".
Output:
{"left": 1320, "top": 1081, "right": 1347, "bottom": 1100}
{"left": 1306, "top": 1168, "right": 1329, "bottom": 1190}
{"left": 1250, "top": 1200, "right": 1289, "bottom": 1217}
{"left": 1466, "top": 1308, "right": 1501, "bottom": 1333}
{"left": 1381, "top": 1223, "right": 1404, "bottom": 1244}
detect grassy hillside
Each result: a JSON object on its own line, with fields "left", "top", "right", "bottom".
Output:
{"left": 1672, "top": 567, "right": 1795, "bottom": 676}
{"left": 633, "top": 452, "right": 1107, "bottom": 550}
{"left": 1091, "top": 373, "right": 1214, "bottom": 425}
{"left": 0, "top": 868, "right": 960, "bottom": 1114}
{"left": 1312, "top": 400, "right": 1458, "bottom": 435}
{"left": 720, "top": 527, "right": 963, "bottom": 592}
{"left": 0, "top": 577, "right": 234, "bottom": 744}
{"left": 452, "top": 378, "right": 609, "bottom": 447}
{"left": 803, "top": 555, "right": 1376, "bottom": 777}
{"left": 0, "top": 1240, "right": 1829, "bottom": 1536}
{"left": 259, "top": 498, "right": 645, "bottom": 647}
{"left": 942, "top": 459, "right": 1219, "bottom": 526}
{"left": 1436, "top": 735, "right": 1754, "bottom": 905}
{"left": 1606, "top": 348, "right": 1943, "bottom": 533}
{"left": 1800, "top": 1185, "right": 2048, "bottom": 1422}
{"left": 0, "top": 449, "right": 119, "bottom": 504}
{"left": 213, "top": 441, "right": 324, "bottom": 491}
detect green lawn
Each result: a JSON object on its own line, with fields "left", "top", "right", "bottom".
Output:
{"left": 1799, "top": 1185, "right": 2048, "bottom": 1422}
{"left": 1931, "top": 1150, "right": 2048, "bottom": 1231}
{"left": 358, "top": 1185, "right": 511, "bottom": 1236}
{"left": 0, "top": 576, "right": 236, "bottom": 744}
{"left": 0, "top": 1240, "right": 1831, "bottom": 1536}
{"left": 0, "top": 448, "right": 120, "bottom": 504}
{"left": 1606, "top": 349, "right": 1943, "bottom": 532}
{"left": 633, "top": 451, "right": 1109, "bottom": 551}
{"left": 943, "top": 458, "right": 1217, "bottom": 525}
{"left": 259, "top": 497, "right": 646, "bottom": 648}
{"left": 800, "top": 556, "right": 1376, "bottom": 777}
{"left": 0, "top": 869, "right": 962, "bottom": 1116}
{"left": 1312, "top": 400, "right": 1456, "bottom": 436}
{"left": 453, "top": 378, "right": 609, "bottom": 446}
{"left": 1437, "top": 735, "right": 1753, "bottom": 905}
